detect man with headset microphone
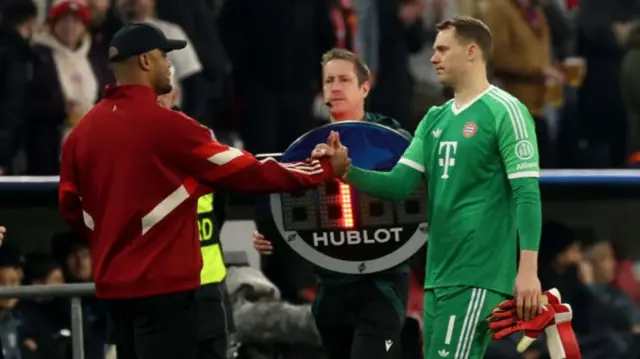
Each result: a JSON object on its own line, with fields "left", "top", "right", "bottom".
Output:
{"left": 253, "top": 48, "right": 415, "bottom": 359}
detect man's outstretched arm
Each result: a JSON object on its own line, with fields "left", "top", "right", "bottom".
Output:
{"left": 343, "top": 119, "right": 428, "bottom": 201}
{"left": 161, "top": 111, "right": 348, "bottom": 193}
{"left": 344, "top": 161, "right": 423, "bottom": 201}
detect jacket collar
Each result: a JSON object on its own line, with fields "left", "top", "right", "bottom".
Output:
{"left": 104, "top": 84, "right": 157, "bottom": 101}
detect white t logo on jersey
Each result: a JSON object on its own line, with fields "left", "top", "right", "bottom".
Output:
{"left": 438, "top": 141, "right": 458, "bottom": 179}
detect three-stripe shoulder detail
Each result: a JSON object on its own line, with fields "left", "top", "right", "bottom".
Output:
{"left": 486, "top": 88, "right": 529, "bottom": 141}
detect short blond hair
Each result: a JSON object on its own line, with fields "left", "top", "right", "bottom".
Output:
{"left": 321, "top": 48, "right": 370, "bottom": 85}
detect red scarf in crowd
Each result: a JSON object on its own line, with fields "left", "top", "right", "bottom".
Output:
{"left": 330, "top": 0, "right": 358, "bottom": 51}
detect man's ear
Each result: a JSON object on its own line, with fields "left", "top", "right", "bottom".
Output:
{"left": 138, "top": 53, "right": 152, "bottom": 71}
{"left": 361, "top": 81, "right": 371, "bottom": 99}
{"left": 468, "top": 43, "right": 481, "bottom": 62}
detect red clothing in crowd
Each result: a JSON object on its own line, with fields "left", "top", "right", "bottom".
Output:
{"left": 613, "top": 260, "right": 640, "bottom": 306}
{"left": 59, "top": 85, "right": 333, "bottom": 299}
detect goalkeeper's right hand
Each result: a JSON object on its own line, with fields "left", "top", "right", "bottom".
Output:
{"left": 252, "top": 231, "right": 273, "bottom": 255}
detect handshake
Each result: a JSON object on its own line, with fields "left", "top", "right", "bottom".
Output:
{"left": 310, "top": 131, "right": 352, "bottom": 178}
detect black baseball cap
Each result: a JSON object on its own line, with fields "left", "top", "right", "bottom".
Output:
{"left": 109, "top": 22, "right": 187, "bottom": 62}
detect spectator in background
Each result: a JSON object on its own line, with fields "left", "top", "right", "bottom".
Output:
{"left": 85, "top": 0, "right": 109, "bottom": 37}
{"left": 155, "top": 0, "right": 231, "bottom": 129}
{"left": 0, "top": 253, "right": 23, "bottom": 359}
{"left": 621, "top": 23, "right": 640, "bottom": 166}
{"left": 481, "top": 0, "right": 565, "bottom": 168}
{"left": 115, "top": 0, "right": 210, "bottom": 124}
{"left": 0, "top": 0, "right": 38, "bottom": 175}
{"left": 542, "top": 0, "right": 572, "bottom": 62}
{"left": 16, "top": 254, "right": 68, "bottom": 358}
{"left": 583, "top": 238, "right": 640, "bottom": 358}
{"left": 50, "top": 232, "right": 108, "bottom": 347}
{"left": 611, "top": 242, "right": 640, "bottom": 306}
{"left": 85, "top": 0, "right": 122, "bottom": 69}
{"left": 368, "top": 0, "right": 425, "bottom": 132}
{"left": 407, "top": 0, "right": 452, "bottom": 123}
{"left": 51, "top": 232, "right": 91, "bottom": 283}
{"left": 16, "top": 254, "right": 103, "bottom": 359}
{"left": 576, "top": 0, "right": 638, "bottom": 167}
{"left": 26, "top": 0, "right": 110, "bottom": 175}
{"left": 219, "top": 0, "right": 336, "bottom": 154}
{"left": 538, "top": 221, "right": 592, "bottom": 334}
{"left": 540, "top": 223, "right": 640, "bottom": 359}
{"left": 353, "top": 0, "right": 379, "bottom": 82}
{"left": 329, "top": 0, "right": 358, "bottom": 53}
{"left": 0, "top": 242, "right": 24, "bottom": 282}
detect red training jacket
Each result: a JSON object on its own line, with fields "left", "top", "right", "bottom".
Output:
{"left": 59, "top": 85, "right": 334, "bottom": 299}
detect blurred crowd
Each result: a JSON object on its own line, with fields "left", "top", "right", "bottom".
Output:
{"left": 0, "top": 0, "right": 639, "bottom": 174}
{"left": 486, "top": 222, "right": 640, "bottom": 359}
{"left": 0, "top": 232, "right": 107, "bottom": 359}
{"left": 0, "top": 0, "right": 639, "bottom": 358}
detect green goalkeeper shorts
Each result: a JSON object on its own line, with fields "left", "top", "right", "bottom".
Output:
{"left": 423, "top": 286, "right": 509, "bottom": 359}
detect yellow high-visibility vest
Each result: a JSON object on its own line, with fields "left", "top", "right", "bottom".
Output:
{"left": 197, "top": 193, "right": 227, "bottom": 284}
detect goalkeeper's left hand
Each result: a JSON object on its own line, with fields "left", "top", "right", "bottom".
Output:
{"left": 488, "top": 288, "right": 562, "bottom": 352}
{"left": 488, "top": 289, "right": 581, "bottom": 359}
{"left": 515, "top": 266, "right": 542, "bottom": 321}
{"left": 489, "top": 302, "right": 556, "bottom": 352}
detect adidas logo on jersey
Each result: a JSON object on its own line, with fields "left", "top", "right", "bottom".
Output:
{"left": 432, "top": 129, "right": 442, "bottom": 138}
{"left": 438, "top": 349, "right": 450, "bottom": 357}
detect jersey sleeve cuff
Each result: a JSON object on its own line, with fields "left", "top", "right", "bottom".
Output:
{"left": 507, "top": 171, "right": 540, "bottom": 179}
{"left": 398, "top": 158, "right": 425, "bottom": 173}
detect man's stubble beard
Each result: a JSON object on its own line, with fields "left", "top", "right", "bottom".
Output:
{"left": 157, "top": 82, "right": 173, "bottom": 96}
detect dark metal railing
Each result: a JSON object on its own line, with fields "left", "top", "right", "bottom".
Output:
{"left": 0, "top": 283, "right": 95, "bottom": 359}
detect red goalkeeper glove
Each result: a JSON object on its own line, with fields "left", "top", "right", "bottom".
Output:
{"left": 544, "top": 303, "right": 581, "bottom": 359}
{"left": 488, "top": 288, "right": 581, "bottom": 359}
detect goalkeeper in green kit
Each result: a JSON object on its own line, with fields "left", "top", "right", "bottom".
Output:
{"left": 314, "top": 16, "right": 544, "bottom": 359}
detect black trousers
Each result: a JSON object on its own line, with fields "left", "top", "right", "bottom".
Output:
{"left": 196, "top": 282, "right": 235, "bottom": 359}
{"left": 105, "top": 290, "right": 198, "bottom": 359}
{"left": 312, "top": 277, "right": 408, "bottom": 359}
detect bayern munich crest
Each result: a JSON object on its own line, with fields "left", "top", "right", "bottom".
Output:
{"left": 463, "top": 121, "right": 477, "bottom": 138}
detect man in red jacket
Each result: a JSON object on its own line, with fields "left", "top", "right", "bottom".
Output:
{"left": 58, "top": 22, "right": 349, "bottom": 359}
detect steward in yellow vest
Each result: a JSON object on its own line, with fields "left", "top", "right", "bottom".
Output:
{"left": 195, "top": 193, "right": 235, "bottom": 359}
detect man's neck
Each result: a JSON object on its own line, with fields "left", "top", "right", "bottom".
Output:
{"left": 453, "top": 70, "right": 491, "bottom": 109}
{"left": 115, "top": 76, "right": 153, "bottom": 90}
{"left": 330, "top": 108, "right": 366, "bottom": 122}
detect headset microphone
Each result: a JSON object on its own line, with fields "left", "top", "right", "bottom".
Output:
{"left": 325, "top": 101, "right": 333, "bottom": 108}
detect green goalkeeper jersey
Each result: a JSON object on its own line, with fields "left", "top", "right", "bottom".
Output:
{"left": 399, "top": 86, "right": 540, "bottom": 296}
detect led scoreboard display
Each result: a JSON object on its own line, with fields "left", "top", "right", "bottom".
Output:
{"left": 279, "top": 180, "right": 426, "bottom": 231}
{"left": 268, "top": 121, "right": 428, "bottom": 274}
